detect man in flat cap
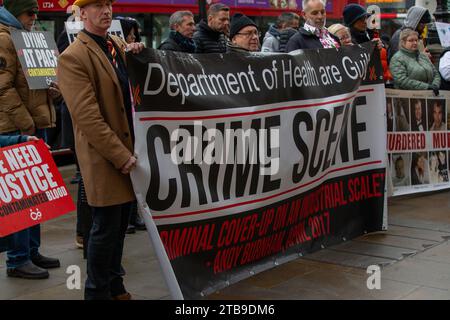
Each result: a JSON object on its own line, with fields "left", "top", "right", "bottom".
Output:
{"left": 58, "top": 0, "right": 144, "bottom": 300}
{"left": 0, "top": 0, "right": 60, "bottom": 280}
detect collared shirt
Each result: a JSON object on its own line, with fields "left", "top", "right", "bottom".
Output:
{"left": 303, "top": 23, "right": 339, "bottom": 49}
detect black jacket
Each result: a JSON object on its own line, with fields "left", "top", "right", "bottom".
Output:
{"left": 158, "top": 32, "right": 196, "bottom": 53}
{"left": 278, "top": 28, "right": 297, "bottom": 53}
{"left": 159, "top": 37, "right": 182, "bottom": 51}
{"left": 286, "top": 27, "right": 340, "bottom": 52}
{"left": 350, "top": 28, "right": 372, "bottom": 45}
{"left": 193, "top": 20, "right": 227, "bottom": 54}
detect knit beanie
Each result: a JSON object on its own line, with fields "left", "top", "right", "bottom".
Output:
{"left": 230, "top": 13, "right": 257, "bottom": 40}
{"left": 343, "top": 4, "right": 371, "bottom": 27}
{"left": 3, "top": 0, "right": 38, "bottom": 18}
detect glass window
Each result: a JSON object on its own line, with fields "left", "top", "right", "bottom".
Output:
{"left": 152, "top": 14, "right": 170, "bottom": 49}
{"left": 34, "top": 19, "right": 55, "bottom": 34}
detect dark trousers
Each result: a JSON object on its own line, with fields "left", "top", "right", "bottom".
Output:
{"left": 84, "top": 202, "right": 132, "bottom": 300}
{"left": 2, "top": 130, "right": 42, "bottom": 267}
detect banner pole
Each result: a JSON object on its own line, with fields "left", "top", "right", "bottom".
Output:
{"left": 135, "top": 194, "right": 184, "bottom": 300}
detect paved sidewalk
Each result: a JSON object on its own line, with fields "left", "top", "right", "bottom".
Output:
{"left": 1, "top": 165, "right": 450, "bottom": 300}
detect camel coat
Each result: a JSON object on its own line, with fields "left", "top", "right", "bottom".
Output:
{"left": 57, "top": 32, "right": 135, "bottom": 207}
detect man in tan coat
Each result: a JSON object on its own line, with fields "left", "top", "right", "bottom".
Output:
{"left": 58, "top": 0, "right": 144, "bottom": 300}
{"left": 0, "top": 0, "right": 60, "bottom": 280}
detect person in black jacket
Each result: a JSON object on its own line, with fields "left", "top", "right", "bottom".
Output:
{"left": 342, "top": 4, "right": 383, "bottom": 49}
{"left": 159, "top": 11, "right": 196, "bottom": 53}
{"left": 286, "top": 0, "right": 340, "bottom": 52}
{"left": 193, "top": 3, "right": 230, "bottom": 53}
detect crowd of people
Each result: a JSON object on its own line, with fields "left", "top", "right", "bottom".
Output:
{"left": 0, "top": 0, "right": 449, "bottom": 300}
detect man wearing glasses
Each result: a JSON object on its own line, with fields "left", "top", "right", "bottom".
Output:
{"left": 228, "top": 13, "right": 260, "bottom": 53}
{"left": 0, "top": 0, "right": 60, "bottom": 279}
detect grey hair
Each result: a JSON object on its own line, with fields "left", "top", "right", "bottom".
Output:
{"left": 207, "top": 3, "right": 230, "bottom": 16}
{"left": 327, "top": 23, "right": 348, "bottom": 36}
{"left": 302, "top": 0, "right": 326, "bottom": 11}
{"left": 276, "top": 12, "right": 300, "bottom": 28}
{"left": 399, "top": 28, "right": 419, "bottom": 49}
{"left": 169, "top": 11, "right": 194, "bottom": 29}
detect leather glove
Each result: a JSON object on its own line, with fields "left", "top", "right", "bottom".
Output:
{"left": 429, "top": 84, "right": 440, "bottom": 96}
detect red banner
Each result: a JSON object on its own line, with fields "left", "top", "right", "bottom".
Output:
{"left": 0, "top": 140, "right": 75, "bottom": 237}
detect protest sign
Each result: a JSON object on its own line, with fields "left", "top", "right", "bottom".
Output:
{"left": 65, "top": 20, "right": 124, "bottom": 44}
{"left": 0, "top": 140, "right": 75, "bottom": 237}
{"left": 386, "top": 89, "right": 450, "bottom": 196}
{"left": 129, "top": 43, "right": 387, "bottom": 299}
{"left": 11, "top": 30, "right": 58, "bottom": 90}
{"left": 436, "top": 22, "right": 450, "bottom": 48}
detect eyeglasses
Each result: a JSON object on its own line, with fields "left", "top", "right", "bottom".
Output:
{"left": 236, "top": 30, "right": 261, "bottom": 38}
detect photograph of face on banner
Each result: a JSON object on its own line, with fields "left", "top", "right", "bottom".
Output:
{"left": 427, "top": 99, "right": 446, "bottom": 131}
{"left": 429, "top": 151, "right": 449, "bottom": 184}
{"left": 392, "top": 153, "right": 411, "bottom": 187}
{"left": 393, "top": 98, "right": 410, "bottom": 131}
{"left": 411, "top": 152, "right": 430, "bottom": 185}
{"left": 410, "top": 98, "right": 427, "bottom": 131}
{"left": 386, "top": 97, "right": 394, "bottom": 132}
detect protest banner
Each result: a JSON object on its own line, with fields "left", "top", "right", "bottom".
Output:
{"left": 11, "top": 30, "right": 58, "bottom": 90}
{"left": 435, "top": 22, "right": 450, "bottom": 48}
{"left": 386, "top": 89, "right": 450, "bottom": 196}
{"left": 0, "top": 140, "right": 75, "bottom": 237}
{"left": 129, "top": 43, "right": 387, "bottom": 299}
{"left": 65, "top": 20, "right": 124, "bottom": 44}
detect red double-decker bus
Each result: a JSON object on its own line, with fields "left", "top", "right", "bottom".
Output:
{"left": 27, "top": 0, "right": 367, "bottom": 48}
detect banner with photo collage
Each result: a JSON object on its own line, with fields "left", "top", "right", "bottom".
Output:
{"left": 386, "top": 89, "right": 450, "bottom": 196}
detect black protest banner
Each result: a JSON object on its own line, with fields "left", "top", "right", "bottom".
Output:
{"left": 11, "top": 30, "right": 58, "bottom": 89}
{"left": 129, "top": 43, "right": 387, "bottom": 299}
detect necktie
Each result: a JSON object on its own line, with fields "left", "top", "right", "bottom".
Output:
{"left": 107, "top": 40, "right": 118, "bottom": 68}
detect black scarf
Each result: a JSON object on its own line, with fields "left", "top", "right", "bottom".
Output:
{"left": 170, "top": 31, "right": 196, "bottom": 53}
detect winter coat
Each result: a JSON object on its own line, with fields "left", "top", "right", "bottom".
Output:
{"left": 159, "top": 31, "right": 196, "bottom": 53}
{"left": 261, "top": 26, "right": 281, "bottom": 52}
{"left": 439, "top": 48, "right": 450, "bottom": 90}
{"left": 278, "top": 28, "right": 298, "bottom": 53}
{"left": 58, "top": 32, "right": 135, "bottom": 207}
{"left": 390, "top": 47, "right": 441, "bottom": 90}
{"left": 0, "top": 134, "right": 27, "bottom": 147}
{"left": 0, "top": 7, "right": 55, "bottom": 134}
{"left": 350, "top": 28, "right": 371, "bottom": 45}
{"left": 193, "top": 20, "right": 228, "bottom": 54}
{"left": 286, "top": 27, "right": 340, "bottom": 52}
{"left": 388, "top": 6, "right": 428, "bottom": 62}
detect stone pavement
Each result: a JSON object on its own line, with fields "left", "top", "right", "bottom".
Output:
{"left": 1, "top": 164, "right": 450, "bottom": 300}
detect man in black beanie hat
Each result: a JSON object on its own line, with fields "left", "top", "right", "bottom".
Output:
{"left": 228, "top": 13, "right": 260, "bottom": 52}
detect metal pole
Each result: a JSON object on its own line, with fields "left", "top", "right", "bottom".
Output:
{"left": 199, "top": 0, "right": 207, "bottom": 21}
